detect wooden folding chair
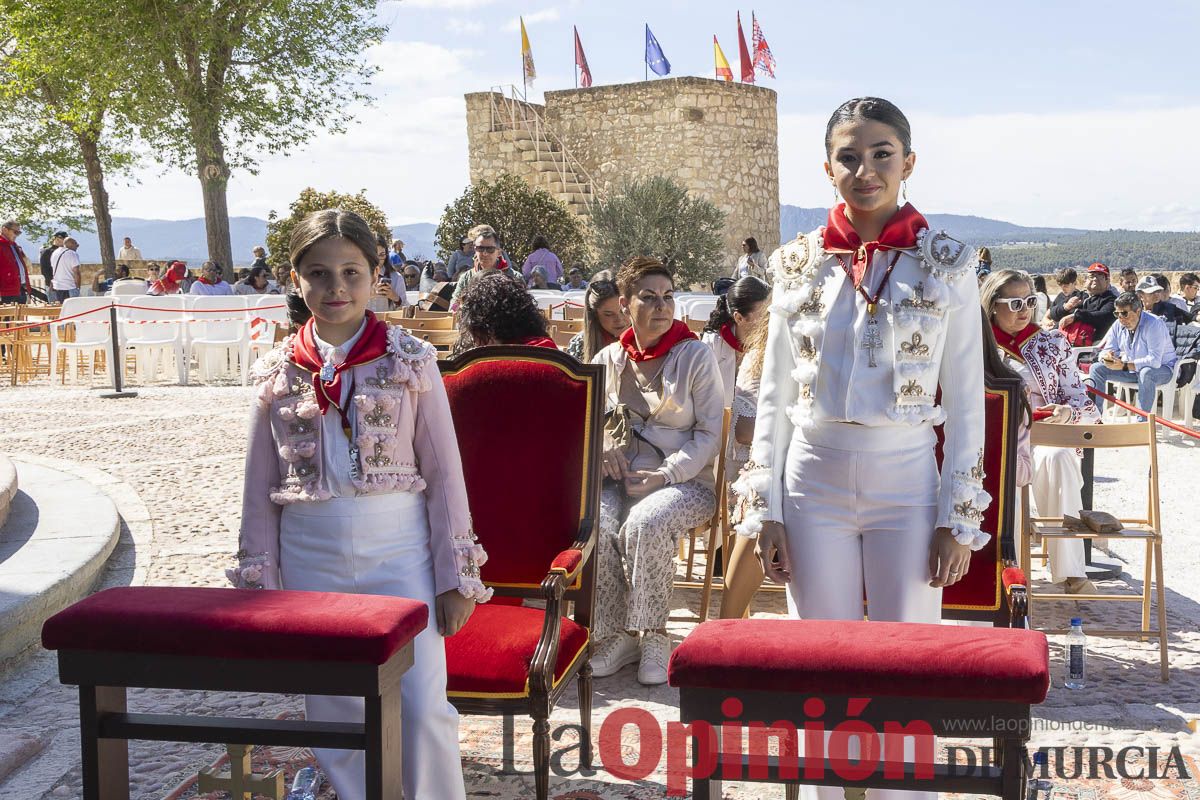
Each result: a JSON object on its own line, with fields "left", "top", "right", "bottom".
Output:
{"left": 405, "top": 316, "right": 456, "bottom": 331}
{"left": 551, "top": 319, "right": 583, "bottom": 335}
{"left": 417, "top": 329, "right": 459, "bottom": 356}
{"left": 410, "top": 308, "right": 453, "bottom": 320}
{"left": 549, "top": 327, "right": 577, "bottom": 349}
{"left": 683, "top": 318, "right": 706, "bottom": 334}
{"left": 672, "top": 408, "right": 731, "bottom": 623}
{"left": 1022, "top": 418, "right": 1168, "bottom": 681}
{"left": 563, "top": 305, "right": 585, "bottom": 321}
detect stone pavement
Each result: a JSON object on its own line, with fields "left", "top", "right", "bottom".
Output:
{"left": 0, "top": 383, "right": 1197, "bottom": 799}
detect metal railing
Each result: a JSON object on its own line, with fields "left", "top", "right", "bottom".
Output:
{"left": 487, "top": 85, "right": 599, "bottom": 212}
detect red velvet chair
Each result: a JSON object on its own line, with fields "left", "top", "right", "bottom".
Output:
{"left": 439, "top": 345, "right": 604, "bottom": 800}
{"left": 939, "top": 375, "right": 1029, "bottom": 627}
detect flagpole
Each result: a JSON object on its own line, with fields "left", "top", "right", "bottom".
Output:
{"left": 574, "top": 28, "right": 578, "bottom": 89}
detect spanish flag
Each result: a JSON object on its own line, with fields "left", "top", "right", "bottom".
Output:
{"left": 521, "top": 17, "right": 536, "bottom": 85}
{"left": 713, "top": 35, "right": 732, "bottom": 82}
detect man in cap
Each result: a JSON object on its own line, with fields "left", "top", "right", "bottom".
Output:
{"left": 40, "top": 231, "right": 67, "bottom": 289}
{"left": 1137, "top": 275, "right": 1189, "bottom": 325}
{"left": 1055, "top": 262, "right": 1117, "bottom": 341}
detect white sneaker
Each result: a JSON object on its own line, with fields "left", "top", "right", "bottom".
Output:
{"left": 591, "top": 633, "right": 640, "bottom": 677}
{"left": 638, "top": 632, "right": 670, "bottom": 685}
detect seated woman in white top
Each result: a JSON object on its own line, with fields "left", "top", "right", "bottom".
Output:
{"left": 590, "top": 256, "right": 723, "bottom": 686}
{"left": 983, "top": 269, "right": 1101, "bottom": 594}
{"left": 700, "top": 276, "right": 770, "bottom": 408}
{"left": 188, "top": 261, "right": 235, "bottom": 295}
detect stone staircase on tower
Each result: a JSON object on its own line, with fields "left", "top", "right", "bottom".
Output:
{"left": 484, "top": 88, "right": 597, "bottom": 224}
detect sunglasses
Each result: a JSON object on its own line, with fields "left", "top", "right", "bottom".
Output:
{"left": 1115, "top": 309, "right": 1138, "bottom": 318}
{"left": 994, "top": 295, "right": 1038, "bottom": 313}
{"left": 475, "top": 246, "right": 498, "bottom": 254}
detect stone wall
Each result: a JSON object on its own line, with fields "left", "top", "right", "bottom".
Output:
{"left": 465, "top": 77, "right": 780, "bottom": 270}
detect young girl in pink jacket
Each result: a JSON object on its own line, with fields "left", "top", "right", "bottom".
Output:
{"left": 232, "top": 208, "right": 490, "bottom": 800}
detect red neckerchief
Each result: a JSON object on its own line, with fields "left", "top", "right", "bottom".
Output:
{"left": 520, "top": 335, "right": 558, "bottom": 349}
{"left": 292, "top": 312, "right": 390, "bottom": 425}
{"left": 992, "top": 323, "right": 1039, "bottom": 361}
{"left": 197, "top": 276, "right": 216, "bottom": 286}
{"left": 719, "top": 322, "right": 743, "bottom": 353}
{"left": 620, "top": 320, "right": 698, "bottom": 362}
{"left": 823, "top": 202, "right": 928, "bottom": 287}
{"left": 476, "top": 257, "right": 509, "bottom": 274}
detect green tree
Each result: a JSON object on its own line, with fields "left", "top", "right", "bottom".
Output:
{"left": 266, "top": 188, "right": 390, "bottom": 270}
{"left": 1, "top": 0, "right": 140, "bottom": 271}
{"left": 122, "top": 0, "right": 385, "bottom": 276}
{"left": 435, "top": 172, "right": 591, "bottom": 269}
{"left": 0, "top": 102, "right": 91, "bottom": 239}
{"left": 589, "top": 176, "right": 725, "bottom": 289}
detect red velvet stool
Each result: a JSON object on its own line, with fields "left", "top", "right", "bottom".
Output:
{"left": 668, "top": 619, "right": 1050, "bottom": 800}
{"left": 41, "top": 586, "right": 429, "bottom": 800}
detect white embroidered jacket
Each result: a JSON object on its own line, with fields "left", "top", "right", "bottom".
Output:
{"left": 236, "top": 324, "right": 491, "bottom": 600}
{"left": 734, "top": 226, "right": 992, "bottom": 550}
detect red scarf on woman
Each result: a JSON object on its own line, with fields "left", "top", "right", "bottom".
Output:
{"left": 992, "top": 323, "right": 1039, "bottom": 361}
{"left": 292, "top": 311, "right": 390, "bottom": 415}
{"left": 620, "top": 320, "right": 697, "bottom": 362}
{"left": 520, "top": 335, "right": 558, "bottom": 349}
{"left": 719, "top": 322, "right": 743, "bottom": 353}
{"left": 823, "top": 202, "right": 928, "bottom": 286}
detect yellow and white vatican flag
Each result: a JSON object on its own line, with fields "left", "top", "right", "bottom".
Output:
{"left": 521, "top": 17, "right": 537, "bottom": 89}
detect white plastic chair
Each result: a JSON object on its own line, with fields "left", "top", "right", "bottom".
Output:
{"left": 1111, "top": 357, "right": 1196, "bottom": 421}
{"left": 120, "top": 294, "right": 188, "bottom": 385}
{"left": 189, "top": 295, "right": 251, "bottom": 385}
{"left": 683, "top": 295, "right": 718, "bottom": 324}
{"left": 247, "top": 294, "right": 290, "bottom": 368}
{"left": 405, "top": 290, "right": 421, "bottom": 307}
{"left": 50, "top": 297, "right": 115, "bottom": 385}
{"left": 110, "top": 280, "right": 148, "bottom": 297}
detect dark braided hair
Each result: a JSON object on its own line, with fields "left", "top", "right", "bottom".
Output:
{"left": 453, "top": 271, "right": 548, "bottom": 355}
{"left": 704, "top": 275, "right": 770, "bottom": 334}
{"left": 825, "top": 97, "right": 912, "bottom": 157}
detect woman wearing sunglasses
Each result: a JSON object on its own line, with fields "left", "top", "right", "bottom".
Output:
{"left": 982, "top": 269, "right": 1100, "bottom": 594}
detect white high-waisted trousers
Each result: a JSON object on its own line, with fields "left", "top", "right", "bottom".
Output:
{"left": 280, "top": 492, "right": 466, "bottom": 800}
{"left": 783, "top": 421, "right": 942, "bottom": 800}
{"left": 1029, "top": 446, "right": 1087, "bottom": 581}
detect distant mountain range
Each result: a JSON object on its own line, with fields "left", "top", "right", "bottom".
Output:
{"left": 24, "top": 217, "right": 440, "bottom": 267}
{"left": 22, "top": 207, "right": 1199, "bottom": 273}
{"left": 779, "top": 206, "right": 1092, "bottom": 245}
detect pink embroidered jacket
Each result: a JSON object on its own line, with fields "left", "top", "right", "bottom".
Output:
{"left": 236, "top": 324, "right": 491, "bottom": 601}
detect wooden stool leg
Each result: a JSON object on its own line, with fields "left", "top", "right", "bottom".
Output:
{"left": 79, "top": 685, "right": 129, "bottom": 800}
{"left": 999, "top": 736, "right": 1025, "bottom": 800}
{"left": 364, "top": 689, "right": 402, "bottom": 799}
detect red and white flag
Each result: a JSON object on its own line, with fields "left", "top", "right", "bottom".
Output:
{"left": 574, "top": 26, "right": 592, "bottom": 88}
{"left": 752, "top": 12, "right": 776, "bottom": 78}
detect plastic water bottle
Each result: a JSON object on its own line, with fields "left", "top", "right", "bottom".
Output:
{"left": 1027, "top": 752, "right": 1052, "bottom": 800}
{"left": 285, "top": 766, "right": 320, "bottom": 800}
{"left": 1065, "top": 618, "right": 1086, "bottom": 689}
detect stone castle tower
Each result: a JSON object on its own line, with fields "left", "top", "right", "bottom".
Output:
{"left": 464, "top": 76, "right": 780, "bottom": 269}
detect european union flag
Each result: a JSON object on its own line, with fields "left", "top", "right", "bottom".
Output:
{"left": 645, "top": 24, "right": 670, "bottom": 77}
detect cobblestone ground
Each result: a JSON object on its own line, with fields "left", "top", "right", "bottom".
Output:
{"left": 0, "top": 382, "right": 1198, "bottom": 799}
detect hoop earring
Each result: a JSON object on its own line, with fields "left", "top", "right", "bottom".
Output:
{"left": 901, "top": 179, "right": 909, "bottom": 204}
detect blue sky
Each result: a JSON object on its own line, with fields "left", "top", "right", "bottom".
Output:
{"left": 109, "top": 0, "right": 1200, "bottom": 232}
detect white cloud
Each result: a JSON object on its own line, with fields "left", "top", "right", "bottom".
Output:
{"left": 779, "top": 107, "right": 1200, "bottom": 232}
{"left": 444, "top": 16, "right": 485, "bottom": 35}
{"left": 502, "top": 8, "right": 561, "bottom": 33}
